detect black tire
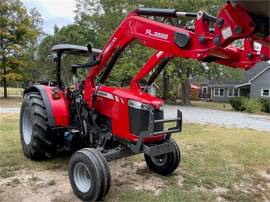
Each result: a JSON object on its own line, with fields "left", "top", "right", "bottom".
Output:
{"left": 144, "top": 139, "right": 181, "bottom": 176}
{"left": 20, "top": 92, "right": 56, "bottom": 160}
{"left": 68, "top": 148, "right": 111, "bottom": 201}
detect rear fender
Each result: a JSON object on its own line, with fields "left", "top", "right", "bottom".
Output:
{"left": 23, "top": 85, "right": 70, "bottom": 127}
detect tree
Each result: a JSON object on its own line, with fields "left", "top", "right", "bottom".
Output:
{"left": 23, "top": 8, "right": 44, "bottom": 82}
{"left": 75, "top": 0, "right": 155, "bottom": 87}
{"left": 0, "top": 0, "right": 41, "bottom": 98}
{"left": 132, "top": 0, "right": 232, "bottom": 105}
{"left": 164, "top": 0, "right": 225, "bottom": 105}
{"left": 75, "top": 0, "right": 223, "bottom": 100}
{"left": 74, "top": 0, "right": 245, "bottom": 105}
{"left": 75, "top": 0, "right": 128, "bottom": 47}
{"left": 36, "top": 23, "right": 98, "bottom": 83}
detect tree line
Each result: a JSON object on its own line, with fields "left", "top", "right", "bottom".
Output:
{"left": 1, "top": 0, "right": 242, "bottom": 103}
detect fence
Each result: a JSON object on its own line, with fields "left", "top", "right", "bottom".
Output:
{"left": 0, "top": 81, "right": 25, "bottom": 97}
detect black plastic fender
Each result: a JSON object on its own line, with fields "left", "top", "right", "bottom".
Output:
{"left": 23, "top": 85, "right": 55, "bottom": 126}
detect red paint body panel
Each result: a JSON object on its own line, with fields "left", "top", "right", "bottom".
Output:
{"left": 46, "top": 3, "right": 269, "bottom": 145}
{"left": 81, "top": 3, "right": 269, "bottom": 143}
{"left": 94, "top": 86, "right": 164, "bottom": 142}
{"left": 88, "top": 2, "right": 269, "bottom": 82}
{"left": 44, "top": 86, "right": 70, "bottom": 127}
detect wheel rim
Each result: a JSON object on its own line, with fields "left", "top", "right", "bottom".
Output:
{"left": 73, "top": 162, "right": 91, "bottom": 193}
{"left": 151, "top": 154, "right": 168, "bottom": 166}
{"left": 22, "top": 108, "right": 32, "bottom": 145}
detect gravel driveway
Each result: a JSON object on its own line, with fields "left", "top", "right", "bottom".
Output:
{"left": 1, "top": 106, "right": 269, "bottom": 131}
{"left": 165, "top": 105, "right": 270, "bottom": 131}
{"left": 0, "top": 107, "right": 20, "bottom": 113}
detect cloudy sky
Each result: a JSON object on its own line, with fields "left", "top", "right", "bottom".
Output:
{"left": 21, "top": 0, "right": 76, "bottom": 34}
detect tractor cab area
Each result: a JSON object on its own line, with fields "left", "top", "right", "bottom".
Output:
{"left": 51, "top": 44, "right": 102, "bottom": 89}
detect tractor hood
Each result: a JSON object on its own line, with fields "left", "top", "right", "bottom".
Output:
{"left": 98, "top": 86, "right": 164, "bottom": 109}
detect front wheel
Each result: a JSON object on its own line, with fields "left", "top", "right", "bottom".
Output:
{"left": 144, "top": 139, "right": 181, "bottom": 176}
{"left": 68, "top": 148, "right": 111, "bottom": 201}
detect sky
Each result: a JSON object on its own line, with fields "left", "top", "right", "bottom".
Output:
{"left": 21, "top": 0, "right": 76, "bottom": 34}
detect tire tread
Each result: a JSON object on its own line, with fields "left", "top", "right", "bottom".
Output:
{"left": 20, "top": 92, "right": 55, "bottom": 160}
{"left": 144, "top": 138, "right": 181, "bottom": 176}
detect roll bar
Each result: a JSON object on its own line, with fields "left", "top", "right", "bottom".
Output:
{"left": 51, "top": 44, "right": 101, "bottom": 57}
{"left": 51, "top": 44, "right": 102, "bottom": 89}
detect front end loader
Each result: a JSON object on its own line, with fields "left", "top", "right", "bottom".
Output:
{"left": 20, "top": 1, "right": 269, "bottom": 201}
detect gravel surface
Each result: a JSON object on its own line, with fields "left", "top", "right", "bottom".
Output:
{"left": 165, "top": 105, "right": 270, "bottom": 131}
{"left": 0, "top": 107, "right": 20, "bottom": 113}
{"left": 1, "top": 106, "right": 269, "bottom": 131}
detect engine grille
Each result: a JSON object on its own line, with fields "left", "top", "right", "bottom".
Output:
{"left": 128, "top": 107, "right": 164, "bottom": 136}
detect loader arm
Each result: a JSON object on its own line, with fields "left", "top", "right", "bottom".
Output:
{"left": 89, "top": 2, "right": 269, "bottom": 78}
{"left": 83, "top": 1, "right": 269, "bottom": 106}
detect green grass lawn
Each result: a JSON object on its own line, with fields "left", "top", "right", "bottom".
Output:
{"left": 0, "top": 113, "right": 269, "bottom": 201}
{"left": 0, "top": 113, "right": 69, "bottom": 178}
{"left": 191, "top": 100, "right": 233, "bottom": 111}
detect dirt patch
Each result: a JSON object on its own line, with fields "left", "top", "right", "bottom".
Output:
{"left": 110, "top": 159, "right": 167, "bottom": 196}
{"left": 212, "top": 187, "right": 230, "bottom": 194}
{"left": 3, "top": 158, "right": 268, "bottom": 201}
{"left": 258, "top": 170, "right": 270, "bottom": 182}
{"left": 0, "top": 158, "right": 175, "bottom": 201}
{"left": 232, "top": 182, "right": 258, "bottom": 194}
{"left": 0, "top": 169, "right": 78, "bottom": 202}
{"left": 177, "top": 175, "right": 185, "bottom": 187}
{"left": 215, "top": 196, "right": 228, "bottom": 202}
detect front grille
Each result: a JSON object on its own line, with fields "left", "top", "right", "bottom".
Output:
{"left": 153, "top": 109, "right": 164, "bottom": 132}
{"left": 128, "top": 107, "right": 164, "bottom": 136}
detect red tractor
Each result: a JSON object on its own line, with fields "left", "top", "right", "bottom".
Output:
{"left": 20, "top": 1, "right": 269, "bottom": 201}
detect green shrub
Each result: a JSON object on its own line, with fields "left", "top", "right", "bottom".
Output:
{"left": 243, "top": 98, "right": 262, "bottom": 113}
{"left": 230, "top": 97, "right": 266, "bottom": 113}
{"left": 229, "top": 97, "right": 246, "bottom": 111}
{"left": 259, "top": 98, "right": 270, "bottom": 113}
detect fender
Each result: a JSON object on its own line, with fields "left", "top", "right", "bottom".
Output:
{"left": 24, "top": 85, "right": 70, "bottom": 127}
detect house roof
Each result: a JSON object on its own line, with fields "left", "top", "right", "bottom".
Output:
{"left": 189, "top": 77, "right": 209, "bottom": 85}
{"left": 234, "top": 82, "right": 251, "bottom": 88}
{"left": 191, "top": 84, "right": 200, "bottom": 89}
{"left": 190, "top": 61, "right": 269, "bottom": 87}
{"left": 248, "top": 66, "right": 270, "bottom": 82}
{"left": 208, "top": 83, "right": 242, "bottom": 88}
{"left": 243, "top": 61, "right": 269, "bottom": 82}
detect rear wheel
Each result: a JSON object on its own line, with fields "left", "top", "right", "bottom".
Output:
{"left": 68, "top": 148, "right": 111, "bottom": 201}
{"left": 144, "top": 139, "right": 181, "bottom": 176}
{"left": 20, "top": 92, "right": 56, "bottom": 160}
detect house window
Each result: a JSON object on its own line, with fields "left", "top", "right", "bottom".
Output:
{"left": 261, "top": 89, "right": 270, "bottom": 97}
{"left": 228, "top": 88, "right": 233, "bottom": 97}
{"left": 228, "top": 88, "right": 240, "bottom": 97}
{"left": 214, "top": 88, "right": 219, "bottom": 96}
{"left": 220, "top": 89, "right": 224, "bottom": 96}
{"left": 234, "top": 88, "right": 240, "bottom": 97}
{"left": 202, "top": 87, "right": 208, "bottom": 94}
{"left": 214, "top": 88, "right": 225, "bottom": 97}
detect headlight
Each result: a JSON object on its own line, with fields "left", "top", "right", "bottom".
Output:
{"left": 128, "top": 100, "right": 153, "bottom": 111}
